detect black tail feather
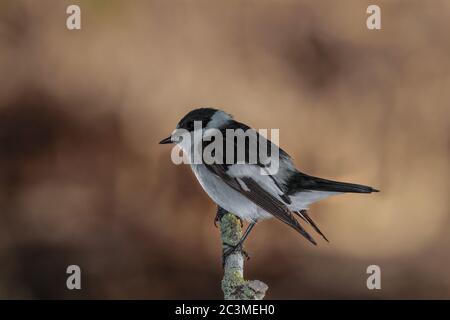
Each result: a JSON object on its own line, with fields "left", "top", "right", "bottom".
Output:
{"left": 288, "top": 172, "right": 379, "bottom": 194}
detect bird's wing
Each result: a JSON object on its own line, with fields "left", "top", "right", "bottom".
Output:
{"left": 294, "top": 210, "right": 329, "bottom": 242}
{"left": 204, "top": 163, "right": 317, "bottom": 245}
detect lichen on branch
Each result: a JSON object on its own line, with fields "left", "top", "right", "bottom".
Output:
{"left": 219, "top": 212, "right": 268, "bottom": 300}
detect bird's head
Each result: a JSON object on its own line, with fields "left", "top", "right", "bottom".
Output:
{"left": 159, "top": 107, "right": 232, "bottom": 146}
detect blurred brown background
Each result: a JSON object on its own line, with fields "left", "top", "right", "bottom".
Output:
{"left": 0, "top": 0, "right": 449, "bottom": 299}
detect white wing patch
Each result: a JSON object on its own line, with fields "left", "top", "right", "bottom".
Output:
{"left": 236, "top": 178, "right": 250, "bottom": 191}
{"left": 226, "top": 164, "right": 285, "bottom": 201}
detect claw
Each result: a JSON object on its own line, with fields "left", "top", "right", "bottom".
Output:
{"left": 214, "top": 217, "right": 220, "bottom": 228}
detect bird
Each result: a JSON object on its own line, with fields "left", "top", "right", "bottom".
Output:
{"left": 159, "top": 107, "right": 378, "bottom": 257}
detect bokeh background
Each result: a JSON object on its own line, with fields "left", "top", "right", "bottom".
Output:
{"left": 0, "top": 0, "right": 449, "bottom": 299}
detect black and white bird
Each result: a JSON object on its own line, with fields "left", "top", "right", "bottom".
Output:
{"left": 159, "top": 108, "right": 378, "bottom": 255}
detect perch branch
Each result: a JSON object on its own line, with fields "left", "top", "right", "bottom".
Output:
{"left": 219, "top": 212, "right": 268, "bottom": 300}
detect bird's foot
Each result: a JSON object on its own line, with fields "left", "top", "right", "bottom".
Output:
{"left": 214, "top": 207, "right": 243, "bottom": 228}
{"left": 222, "top": 242, "right": 250, "bottom": 267}
{"left": 214, "top": 207, "right": 227, "bottom": 227}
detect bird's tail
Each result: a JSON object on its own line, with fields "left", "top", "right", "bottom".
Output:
{"left": 308, "top": 178, "right": 379, "bottom": 193}
{"left": 289, "top": 172, "right": 379, "bottom": 194}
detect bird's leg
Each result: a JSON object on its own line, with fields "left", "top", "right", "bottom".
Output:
{"left": 223, "top": 222, "right": 257, "bottom": 263}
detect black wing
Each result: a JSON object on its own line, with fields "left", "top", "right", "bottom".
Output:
{"left": 204, "top": 163, "right": 317, "bottom": 245}
{"left": 295, "top": 210, "right": 329, "bottom": 242}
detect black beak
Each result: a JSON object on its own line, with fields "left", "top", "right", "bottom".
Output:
{"left": 159, "top": 136, "right": 173, "bottom": 144}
